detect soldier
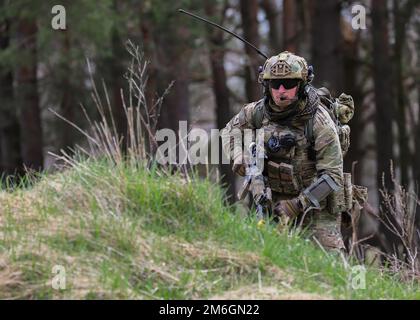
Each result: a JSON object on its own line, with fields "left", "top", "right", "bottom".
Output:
{"left": 221, "top": 51, "right": 351, "bottom": 250}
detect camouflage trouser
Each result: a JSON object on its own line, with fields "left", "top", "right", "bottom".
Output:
{"left": 272, "top": 192, "right": 345, "bottom": 250}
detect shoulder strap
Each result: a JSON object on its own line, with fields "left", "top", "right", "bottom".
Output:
{"left": 305, "top": 115, "right": 316, "bottom": 161}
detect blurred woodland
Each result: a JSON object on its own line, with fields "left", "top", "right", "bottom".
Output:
{"left": 0, "top": 0, "right": 419, "bottom": 208}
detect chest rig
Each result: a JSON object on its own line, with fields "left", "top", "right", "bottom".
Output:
{"left": 251, "top": 99, "right": 318, "bottom": 195}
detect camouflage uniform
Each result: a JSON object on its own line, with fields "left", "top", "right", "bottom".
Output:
{"left": 221, "top": 51, "right": 347, "bottom": 250}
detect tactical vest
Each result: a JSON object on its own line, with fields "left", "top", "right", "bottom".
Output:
{"left": 247, "top": 102, "right": 315, "bottom": 195}
{"left": 248, "top": 88, "right": 351, "bottom": 196}
{"left": 251, "top": 90, "right": 351, "bottom": 163}
{"left": 248, "top": 91, "right": 356, "bottom": 212}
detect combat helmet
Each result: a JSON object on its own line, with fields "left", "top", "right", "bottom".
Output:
{"left": 258, "top": 51, "right": 313, "bottom": 83}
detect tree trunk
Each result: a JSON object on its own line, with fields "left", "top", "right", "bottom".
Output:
{"left": 205, "top": 2, "right": 236, "bottom": 204}
{"left": 59, "top": 31, "right": 77, "bottom": 151}
{"left": 393, "top": 0, "right": 415, "bottom": 188}
{"left": 283, "top": 0, "right": 299, "bottom": 53}
{"left": 260, "top": 0, "right": 282, "bottom": 54}
{"left": 140, "top": 4, "right": 191, "bottom": 168}
{"left": 415, "top": 85, "right": 420, "bottom": 190}
{"left": 110, "top": 0, "right": 127, "bottom": 147}
{"left": 155, "top": 16, "right": 191, "bottom": 132}
{"left": 0, "top": 16, "right": 22, "bottom": 176}
{"left": 140, "top": 14, "right": 157, "bottom": 113}
{"left": 371, "top": 0, "right": 394, "bottom": 192}
{"left": 240, "top": 0, "right": 262, "bottom": 102}
{"left": 140, "top": 5, "right": 159, "bottom": 155}
{"left": 15, "top": 17, "right": 43, "bottom": 170}
{"left": 156, "top": 38, "right": 190, "bottom": 132}
{"left": 412, "top": 24, "right": 420, "bottom": 190}
{"left": 310, "top": 0, "right": 344, "bottom": 96}
{"left": 342, "top": 22, "right": 363, "bottom": 183}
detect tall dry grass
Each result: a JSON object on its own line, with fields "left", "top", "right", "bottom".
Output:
{"left": 49, "top": 40, "right": 172, "bottom": 170}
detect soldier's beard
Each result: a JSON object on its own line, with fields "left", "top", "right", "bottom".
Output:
{"left": 270, "top": 86, "right": 298, "bottom": 111}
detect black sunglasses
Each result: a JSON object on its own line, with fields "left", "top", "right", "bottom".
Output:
{"left": 269, "top": 79, "right": 300, "bottom": 90}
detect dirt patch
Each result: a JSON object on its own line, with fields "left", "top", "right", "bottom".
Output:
{"left": 0, "top": 255, "right": 25, "bottom": 299}
{"left": 209, "top": 284, "right": 331, "bottom": 300}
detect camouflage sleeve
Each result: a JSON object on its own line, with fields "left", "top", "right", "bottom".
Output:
{"left": 312, "top": 107, "right": 345, "bottom": 213}
{"left": 220, "top": 102, "right": 257, "bottom": 163}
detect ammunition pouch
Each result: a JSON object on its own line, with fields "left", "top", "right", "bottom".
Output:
{"left": 343, "top": 172, "right": 353, "bottom": 211}
{"left": 267, "top": 160, "right": 299, "bottom": 195}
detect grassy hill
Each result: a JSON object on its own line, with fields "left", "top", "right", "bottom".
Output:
{"left": 0, "top": 159, "right": 419, "bottom": 299}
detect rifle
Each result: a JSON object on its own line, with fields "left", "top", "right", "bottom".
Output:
{"left": 237, "top": 142, "right": 272, "bottom": 226}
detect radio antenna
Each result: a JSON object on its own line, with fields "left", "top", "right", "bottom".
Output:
{"left": 178, "top": 9, "right": 268, "bottom": 60}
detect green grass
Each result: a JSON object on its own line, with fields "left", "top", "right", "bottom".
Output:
{"left": 0, "top": 159, "right": 419, "bottom": 299}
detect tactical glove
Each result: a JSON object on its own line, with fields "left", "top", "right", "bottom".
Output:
{"left": 273, "top": 192, "right": 314, "bottom": 219}
{"left": 273, "top": 198, "right": 302, "bottom": 219}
